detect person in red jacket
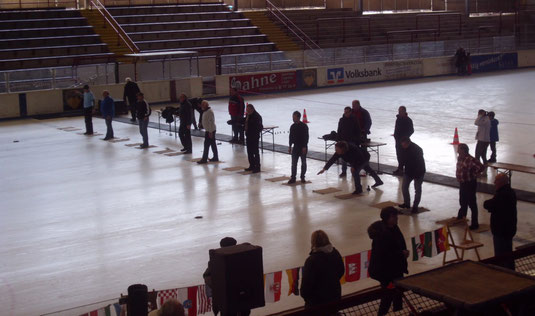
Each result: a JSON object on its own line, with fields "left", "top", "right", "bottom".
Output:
{"left": 228, "top": 87, "right": 245, "bottom": 144}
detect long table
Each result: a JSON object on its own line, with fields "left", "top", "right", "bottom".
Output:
{"left": 319, "top": 138, "right": 387, "bottom": 173}
{"left": 488, "top": 162, "right": 535, "bottom": 181}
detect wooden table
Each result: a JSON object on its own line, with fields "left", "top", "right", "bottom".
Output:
{"left": 318, "top": 138, "right": 387, "bottom": 173}
{"left": 488, "top": 162, "right": 535, "bottom": 181}
{"left": 395, "top": 260, "right": 535, "bottom": 313}
{"left": 261, "top": 125, "right": 278, "bottom": 153}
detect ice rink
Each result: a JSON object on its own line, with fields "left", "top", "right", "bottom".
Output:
{"left": 1, "top": 68, "right": 535, "bottom": 315}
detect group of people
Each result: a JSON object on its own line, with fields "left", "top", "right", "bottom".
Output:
{"left": 454, "top": 47, "right": 472, "bottom": 76}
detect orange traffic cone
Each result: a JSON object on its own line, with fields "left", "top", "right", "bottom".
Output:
{"left": 451, "top": 128, "right": 460, "bottom": 145}
{"left": 303, "top": 109, "right": 310, "bottom": 123}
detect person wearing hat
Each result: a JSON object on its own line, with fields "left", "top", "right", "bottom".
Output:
{"left": 82, "top": 85, "right": 95, "bottom": 135}
{"left": 368, "top": 207, "right": 409, "bottom": 316}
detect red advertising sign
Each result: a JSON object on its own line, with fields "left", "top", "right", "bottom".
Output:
{"left": 229, "top": 71, "right": 297, "bottom": 94}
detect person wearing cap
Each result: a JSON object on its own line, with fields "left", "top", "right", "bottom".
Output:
{"left": 456, "top": 143, "right": 484, "bottom": 230}
{"left": 123, "top": 77, "right": 140, "bottom": 122}
{"left": 100, "top": 90, "right": 115, "bottom": 140}
{"left": 484, "top": 173, "right": 517, "bottom": 269}
{"left": 203, "top": 237, "right": 238, "bottom": 316}
{"left": 368, "top": 207, "right": 409, "bottom": 316}
{"left": 82, "top": 85, "right": 95, "bottom": 135}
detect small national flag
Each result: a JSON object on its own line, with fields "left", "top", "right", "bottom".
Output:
{"left": 89, "top": 310, "right": 98, "bottom": 316}
{"left": 177, "top": 287, "right": 198, "bottom": 316}
{"left": 197, "top": 285, "right": 212, "bottom": 315}
{"left": 285, "top": 267, "right": 300, "bottom": 296}
{"left": 157, "top": 288, "right": 178, "bottom": 308}
{"left": 344, "top": 253, "right": 360, "bottom": 282}
{"left": 359, "top": 250, "right": 371, "bottom": 280}
{"left": 434, "top": 226, "right": 450, "bottom": 253}
{"left": 264, "top": 271, "right": 283, "bottom": 303}
{"left": 104, "top": 303, "right": 121, "bottom": 316}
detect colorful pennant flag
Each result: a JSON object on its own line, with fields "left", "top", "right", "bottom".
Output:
{"left": 157, "top": 288, "right": 178, "bottom": 308}
{"left": 434, "top": 226, "right": 450, "bottom": 253}
{"left": 104, "top": 303, "right": 121, "bottom": 316}
{"left": 265, "top": 271, "right": 283, "bottom": 303}
{"left": 412, "top": 227, "right": 450, "bottom": 261}
{"left": 344, "top": 250, "right": 371, "bottom": 282}
{"left": 197, "top": 285, "right": 212, "bottom": 315}
{"left": 285, "top": 267, "right": 300, "bottom": 296}
{"left": 177, "top": 287, "right": 197, "bottom": 316}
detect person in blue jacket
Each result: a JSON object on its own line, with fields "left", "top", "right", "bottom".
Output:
{"left": 488, "top": 111, "right": 499, "bottom": 163}
{"left": 100, "top": 90, "right": 115, "bottom": 140}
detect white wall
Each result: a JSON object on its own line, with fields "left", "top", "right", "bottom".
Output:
{"left": 423, "top": 56, "right": 456, "bottom": 77}
{"left": 26, "top": 90, "right": 63, "bottom": 116}
{"left": 518, "top": 49, "right": 535, "bottom": 68}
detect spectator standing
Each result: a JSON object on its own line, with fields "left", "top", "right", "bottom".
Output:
{"left": 178, "top": 94, "right": 193, "bottom": 154}
{"left": 189, "top": 97, "right": 204, "bottom": 130}
{"left": 398, "top": 137, "right": 425, "bottom": 213}
{"left": 203, "top": 237, "right": 238, "bottom": 316}
{"left": 368, "top": 207, "right": 409, "bottom": 316}
{"left": 352, "top": 100, "right": 372, "bottom": 142}
{"left": 300, "top": 230, "right": 344, "bottom": 313}
{"left": 244, "top": 104, "right": 263, "bottom": 173}
{"left": 228, "top": 87, "right": 245, "bottom": 144}
{"left": 488, "top": 111, "right": 499, "bottom": 163}
{"left": 318, "top": 141, "right": 382, "bottom": 194}
{"left": 288, "top": 111, "right": 309, "bottom": 184}
{"left": 82, "top": 85, "right": 95, "bottom": 135}
{"left": 148, "top": 299, "right": 185, "bottom": 316}
{"left": 123, "top": 77, "right": 140, "bottom": 122}
{"left": 474, "top": 109, "right": 491, "bottom": 173}
{"left": 100, "top": 90, "right": 115, "bottom": 140}
{"left": 392, "top": 106, "right": 414, "bottom": 175}
{"left": 337, "top": 106, "right": 361, "bottom": 178}
{"left": 484, "top": 173, "right": 517, "bottom": 270}
{"left": 454, "top": 47, "right": 467, "bottom": 75}
{"left": 198, "top": 101, "right": 219, "bottom": 164}
{"left": 135, "top": 92, "right": 151, "bottom": 149}
{"left": 456, "top": 143, "right": 484, "bottom": 230}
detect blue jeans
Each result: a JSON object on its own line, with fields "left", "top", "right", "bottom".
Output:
{"left": 402, "top": 175, "right": 423, "bottom": 208}
{"left": 138, "top": 118, "right": 149, "bottom": 146}
{"left": 291, "top": 147, "right": 307, "bottom": 179}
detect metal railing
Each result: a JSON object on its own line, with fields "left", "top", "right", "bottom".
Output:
{"left": 316, "top": 17, "right": 371, "bottom": 44}
{"left": 416, "top": 12, "right": 463, "bottom": 35}
{"left": 265, "top": 0, "right": 322, "bottom": 57}
{"left": 89, "top": 0, "right": 140, "bottom": 53}
{"left": 0, "top": 0, "right": 79, "bottom": 9}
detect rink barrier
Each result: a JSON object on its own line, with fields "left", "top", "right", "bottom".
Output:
{"left": 2, "top": 50, "right": 535, "bottom": 119}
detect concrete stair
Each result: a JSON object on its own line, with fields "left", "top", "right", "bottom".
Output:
{"left": 80, "top": 9, "right": 133, "bottom": 59}
{"left": 243, "top": 11, "right": 300, "bottom": 51}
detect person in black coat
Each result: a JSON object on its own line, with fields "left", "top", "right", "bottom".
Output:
{"left": 177, "top": 94, "right": 193, "bottom": 154}
{"left": 484, "top": 173, "right": 517, "bottom": 270}
{"left": 352, "top": 100, "right": 372, "bottom": 141}
{"left": 318, "top": 141, "right": 382, "bottom": 194}
{"left": 288, "top": 110, "right": 309, "bottom": 184}
{"left": 244, "top": 104, "right": 263, "bottom": 173}
{"left": 368, "top": 207, "right": 409, "bottom": 316}
{"left": 189, "top": 97, "right": 204, "bottom": 130}
{"left": 398, "top": 137, "right": 425, "bottom": 213}
{"left": 123, "top": 77, "right": 140, "bottom": 122}
{"left": 393, "top": 106, "right": 414, "bottom": 175}
{"left": 300, "top": 230, "right": 344, "bottom": 314}
{"left": 337, "top": 106, "right": 361, "bottom": 178}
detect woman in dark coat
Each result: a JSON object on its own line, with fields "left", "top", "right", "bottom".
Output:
{"left": 244, "top": 104, "right": 263, "bottom": 173}
{"left": 368, "top": 207, "right": 409, "bottom": 316}
{"left": 300, "top": 230, "right": 345, "bottom": 314}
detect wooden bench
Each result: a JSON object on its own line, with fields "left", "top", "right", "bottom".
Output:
{"left": 107, "top": 3, "right": 227, "bottom": 15}
{"left": 488, "top": 162, "right": 535, "bottom": 181}
{"left": 0, "top": 44, "right": 109, "bottom": 60}
{"left": 129, "top": 26, "right": 259, "bottom": 41}
{"left": 137, "top": 35, "right": 268, "bottom": 51}
{"left": 0, "top": 17, "right": 87, "bottom": 29}
{"left": 0, "top": 34, "right": 101, "bottom": 49}
{"left": 0, "top": 26, "right": 95, "bottom": 39}
{"left": 121, "top": 19, "right": 251, "bottom": 32}
{"left": 114, "top": 11, "right": 241, "bottom": 24}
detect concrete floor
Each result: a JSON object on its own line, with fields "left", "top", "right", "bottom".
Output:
{"left": 1, "top": 69, "right": 535, "bottom": 316}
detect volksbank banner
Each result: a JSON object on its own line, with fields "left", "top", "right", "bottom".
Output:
{"left": 325, "top": 60, "right": 424, "bottom": 86}
{"left": 470, "top": 53, "right": 518, "bottom": 73}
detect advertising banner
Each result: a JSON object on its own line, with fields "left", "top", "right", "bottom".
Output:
{"left": 229, "top": 71, "right": 297, "bottom": 94}
{"left": 325, "top": 60, "right": 423, "bottom": 86}
{"left": 470, "top": 53, "right": 518, "bottom": 73}
{"left": 297, "top": 69, "right": 317, "bottom": 89}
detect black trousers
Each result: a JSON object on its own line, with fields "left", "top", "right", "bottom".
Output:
{"left": 105, "top": 117, "right": 113, "bottom": 139}
{"left": 202, "top": 131, "right": 218, "bottom": 161}
{"left": 489, "top": 141, "right": 497, "bottom": 160}
{"left": 475, "top": 140, "right": 489, "bottom": 165}
{"left": 493, "top": 235, "right": 515, "bottom": 270}
{"left": 395, "top": 139, "right": 403, "bottom": 169}
{"left": 178, "top": 123, "right": 192, "bottom": 151}
{"left": 127, "top": 96, "right": 136, "bottom": 120}
{"left": 291, "top": 147, "right": 307, "bottom": 179}
{"left": 378, "top": 281, "right": 403, "bottom": 316}
{"left": 246, "top": 135, "right": 260, "bottom": 170}
{"left": 231, "top": 115, "right": 244, "bottom": 141}
{"left": 84, "top": 106, "right": 93, "bottom": 133}
{"left": 458, "top": 179, "right": 478, "bottom": 225}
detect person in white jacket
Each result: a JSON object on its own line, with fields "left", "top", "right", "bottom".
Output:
{"left": 474, "top": 109, "right": 491, "bottom": 173}
{"left": 198, "top": 100, "right": 219, "bottom": 164}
